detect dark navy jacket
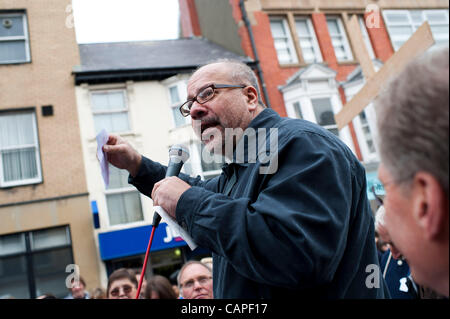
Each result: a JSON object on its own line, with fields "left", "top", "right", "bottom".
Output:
{"left": 130, "top": 108, "right": 389, "bottom": 299}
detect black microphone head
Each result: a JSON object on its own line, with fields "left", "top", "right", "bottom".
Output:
{"left": 168, "top": 144, "right": 190, "bottom": 164}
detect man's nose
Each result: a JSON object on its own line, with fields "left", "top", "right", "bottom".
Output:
{"left": 190, "top": 101, "right": 208, "bottom": 120}
{"left": 193, "top": 280, "right": 204, "bottom": 290}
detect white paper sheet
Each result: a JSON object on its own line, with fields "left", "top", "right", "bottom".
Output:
{"left": 154, "top": 206, "right": 198, "bottom": 251}
{"left": 96, "top": 129, "right": 109, "bottom": 188}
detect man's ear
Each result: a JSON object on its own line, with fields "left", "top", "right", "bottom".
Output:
{"left": 244, "top": 86, "right": 259, "bottom": 110}
{"left": 412, "top": 172, "right": 448, "bottom": 241}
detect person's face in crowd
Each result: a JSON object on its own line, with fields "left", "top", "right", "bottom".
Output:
{"left": 70, "top": 281, "right": 86, "bottom": 299}
{"left": 187, "top": 63, "right": 259, "bottom": 155}
{"left": 108, "top": 278, "right": 137, "bottom": 299}
{"left": 179, "top": 264, "right": 213, "bottom": 299}
{"left": 135, "top": 274, "right": 146, "bottom": 299}
{"left": 378, "top": 164, "right": 439, "bottom": 288}
{"left": 376, "top": 218, "right": 403, "bottom": 259}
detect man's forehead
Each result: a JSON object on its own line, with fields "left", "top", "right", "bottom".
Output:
{"left": 181, "top": 264, "right": 210, "bottom": 280}
{"left": 188, "top": 64, "right": 229, "bottom": 90}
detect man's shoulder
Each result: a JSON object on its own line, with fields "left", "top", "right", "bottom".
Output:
{"left": 276, "top": 117, "right": 345, "bottom": 149}
{"left": 274, "top": 117, "right": 363, "bottom": 172}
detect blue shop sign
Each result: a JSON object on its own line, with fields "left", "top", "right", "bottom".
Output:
{"left": 366, "top": 171, "right": 385, "bottom": 201}
{"left": 98, "top": 223, "right": 187, "bottom": 261}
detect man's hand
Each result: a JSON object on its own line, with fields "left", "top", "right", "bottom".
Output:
{"left": 151, "top": 177, "right": 191, "bottom": 219}
{"left": 102, "top": 134, "right": 142, "bottom": 177}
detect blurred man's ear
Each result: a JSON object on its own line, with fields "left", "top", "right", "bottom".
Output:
{"left": 245, "top": 86, "right": 259, "bottom": 110}
{"left": 412, "top": 172, "right": 448, "bottom": 241}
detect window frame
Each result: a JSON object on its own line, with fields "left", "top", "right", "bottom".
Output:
{"left": 287, "top": 93, "right": 342, "bottom": 138}
{"left": 188, "top": 142, "right": 223, "bottom": 180}
{"left": 167, "top": 81, "right": 191, "bottom": 128}
{"left": 358, "top": 16, "right": 376, "bottom": 60}
{"left": 326, "top": 16, "right": 354, "bottom": 62}
{"left": 0, "top": 110, "right": 42, "bottom": 188}
{"left": 104, "top": 164, "right": 144, "bottom": 227}
{"left": 0, "top": 12, "right": 31, "bottom": 64}
{"left": 383, "top": 9, "right": 449, "bottom": 51}
{"left": 0, "top": 226, "right": 74, "bottom": 299}
{"left": 343, "top": 78, "right": 380, "bottom": 163}
{"left": 269, "top": 17, "right": 299, "bottom": 65}
{"left": 294, "top": 16, "right": 323, "bottom": 64}
{"left": 90, "top": 89, "right": 132, "bottom": 135}
{"left": 310, "top": 97, "right": 339, "bottom": 135}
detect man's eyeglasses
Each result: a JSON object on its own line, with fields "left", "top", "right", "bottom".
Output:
{"left": 180, "top": 275, "right": 212, "bottom": 290}
{"left": 179, "top": 84, "right": 246, "bottom": 117}
{"left": 109, "top": 284, "right": 133, "bottom": 297}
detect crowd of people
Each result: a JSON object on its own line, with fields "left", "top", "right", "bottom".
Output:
{"left": 37, "top": 257, "right": 214, "bottom": 300}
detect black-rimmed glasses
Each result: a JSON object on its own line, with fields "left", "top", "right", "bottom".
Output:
{"left": 179, "top": 84, "right": 246, "bottom": 117}
{"left": 109, "top": 284, "right": 133, "bottom": 297}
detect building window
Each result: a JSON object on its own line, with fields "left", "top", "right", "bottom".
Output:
{"left": 0, "top": 13, "right": 30, "bottom": 64}
{"left": 295, "top": 17, "right": 323, "bottom": 63}
{"left": 293, "top": 101, "right": 303, "bottom": 119}
{"left": 90, "top": 90, "right": 130, "bottom": 135}
{"left": 200, "top": 143, "right": 224, "bottom": 179}
{"left": 358, "top": 111, "right": 376, "bottom": 154}
{"left": 270, "top": 17, "right": 298, "bottom": 64}
{"left": 326, "top": 17, "right": 354, "bottom": 62}
{"left": 0, "top": 226, "right": 74, "bottom": 299}
{"left": 383, "top": 10, "right": 449, "bottom": 51}
{"left": 311, "top": 98, "right": 339, "bottom": 136}
{"left": 106, "top": 164, "right": 143, "bottom": 226}
{"left": 187, "top": 143, "right": 224, "bottom": 180}
{"left": 358, "top": 16, "right": 376, "bottom": 59}
{"left": 0, "top": 110, "right": 42, "bottom": 188}
{"left": 168, "top": 83, "right": 189, "bottom": 128}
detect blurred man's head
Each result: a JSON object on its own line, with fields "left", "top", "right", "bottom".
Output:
{"left": 69, "top": 276, "right": 87, "bottom": 299}
{"left": 177, "top": 261, "right": 213, "bottom": 299}
{"left": 375, "top": 48, "right": 449, "bottom": 296}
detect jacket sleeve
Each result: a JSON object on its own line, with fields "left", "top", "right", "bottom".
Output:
{"left": 129, "top": 156, "right": 220, "bottom": 198}
{"left": 175, "top": 133, "right": 360, "bottom": 289}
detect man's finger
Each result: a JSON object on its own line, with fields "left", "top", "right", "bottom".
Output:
{"left": 103, "top": 143, "right": 126, "bottom": 154}
{"left": 151, "top": 180, "right": 162, "bottom": 200}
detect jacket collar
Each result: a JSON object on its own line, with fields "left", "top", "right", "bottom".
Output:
{"left": 223, "top": 108, "right": 281, "bottom": 169}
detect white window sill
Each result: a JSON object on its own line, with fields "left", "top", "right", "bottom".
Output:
{"left": 0, "top": 178, "right": 42, "bottom": 189}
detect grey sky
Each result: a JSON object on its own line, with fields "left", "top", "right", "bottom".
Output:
{"left": 72, "top": 0, "right": 180, "bottom": 43}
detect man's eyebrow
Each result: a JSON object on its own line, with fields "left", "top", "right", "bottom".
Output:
{"left": 187, "top": 83, "right": 213, "bottom": 100}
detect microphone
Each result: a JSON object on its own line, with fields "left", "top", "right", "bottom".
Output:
{"left": 152, "top": 144, "right": 190, "bottom": 227}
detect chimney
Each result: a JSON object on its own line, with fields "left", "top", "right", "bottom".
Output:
{"left": 179, "top": 0, "right": 202, "bottom": 37}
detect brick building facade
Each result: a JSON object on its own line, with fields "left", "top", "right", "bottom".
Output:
{"left": 179, "top": 0, "right": 449, "bottom": 206}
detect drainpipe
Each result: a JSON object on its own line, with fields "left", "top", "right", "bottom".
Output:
{"left": 239, "top": 0, "right": 271, "bottom": 108}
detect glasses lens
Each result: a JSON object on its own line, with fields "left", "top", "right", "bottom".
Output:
{"left": 110, "top": 289, "right": 119, "bottom": 297}
{"left": 123, "top": 285, "right": 132, "bottom": 293}
{"left": 110, "top": 285, "right": 132, "bottom": 296}
{"left": 197, "top": 87, "right": 214, "bottom": 104}
{"left": 180, "top": 101, "right": 192, "bottom": 117}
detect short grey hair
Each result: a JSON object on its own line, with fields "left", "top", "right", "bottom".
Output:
{"left": 176, "top": 260, "right": 212, "bottom": 289}
{"left": 374, "top": 205, "right": 386, "bottom": 231}
{"left": 195, "top": 58, "right": 265, "bottom": 106}
{"left": 375, "top": 48, "right": 449, "bottom": 195}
